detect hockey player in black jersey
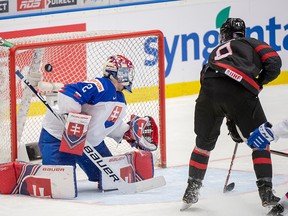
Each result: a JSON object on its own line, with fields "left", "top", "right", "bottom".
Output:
{"left": 181, "top": 18, "right": 282, "bottom": 211}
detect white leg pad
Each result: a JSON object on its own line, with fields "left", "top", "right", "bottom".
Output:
{"left": 100, "top": 155, "right": 136, "bottom": 191}
{"left": 19, "top": 165, "right": 76, "bottom": 198}
{"left": 0, "top": 162, "right": 77, "bottom": 199}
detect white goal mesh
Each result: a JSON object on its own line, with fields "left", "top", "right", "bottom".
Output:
{"left": 0, "top": 30, "right": 166, "bottom": 167}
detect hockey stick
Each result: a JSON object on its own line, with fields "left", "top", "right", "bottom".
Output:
{"left": 223, "top": 124, "right": 244, "bottom": 193}
{"left": 226, "top": 126, "right": 287, "bottom": 192}
{"left": 0, "top": 37, "right": 14, "bottom": 48}
{"left": 223, "top": 142, "right": 238, "bottom": 193}
{"left": 15, "top": 69, "right": 166, "bottom": 194}
{"left": 0, "top": 37, "right": 46, "bottom": 161}
{"left": 234, "top": 125, "right": 287, "bottom": 158}
{"left": 270, "top": 149, "right": 288, "bottom": 157}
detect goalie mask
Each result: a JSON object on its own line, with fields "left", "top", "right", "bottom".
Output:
{"left": 219, "top": 18, "right": 246, "bottom": 44}
{"left": 103, "top": 55, "right": 135, "bottom": 93}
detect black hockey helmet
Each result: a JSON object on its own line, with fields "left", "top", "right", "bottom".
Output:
{"left": 219, "top": 18, "right": 246, "bottom": 43}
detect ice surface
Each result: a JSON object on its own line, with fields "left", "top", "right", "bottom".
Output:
{"left": 1, "top": 85, "right": 288, "bottom": 216}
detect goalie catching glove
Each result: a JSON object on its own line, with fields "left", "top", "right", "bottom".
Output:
{"left": 123, "top": 115, "right": 158, "bottom": 152}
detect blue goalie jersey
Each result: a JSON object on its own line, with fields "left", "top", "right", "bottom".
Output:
{"left": 42, "top": 78, "right": 129, "bottom": 147}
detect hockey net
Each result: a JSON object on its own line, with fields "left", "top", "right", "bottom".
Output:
{"left": 0, "top": 30, "right": 166, "bottom": 167}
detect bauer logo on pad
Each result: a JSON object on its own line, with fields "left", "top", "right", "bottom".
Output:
{"left": 60, "top": 113, "right": 91, "bottom": 156}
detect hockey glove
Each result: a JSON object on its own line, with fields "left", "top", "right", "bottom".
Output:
{"left": 226, "top": 118, "right": 243, "bottom": 143}
{"left": 247, "top": 122, "right": 274, "bottom": 150}
{"left": 123, "top": 115, "right": 158, "bottom": 152}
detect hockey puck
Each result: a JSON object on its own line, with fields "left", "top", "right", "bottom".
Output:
{"left": 45, "top": 64, "right": 53, "bottom": 72}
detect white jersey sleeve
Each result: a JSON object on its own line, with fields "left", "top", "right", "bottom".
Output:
{"left": 272, "top": 119, "right": 288, "bottom": 139}
{"left": 107, "top": 121, "right": 130, "bottom": 143}
{"left": 42, "top": 93, "right": 81, "bottom": 140}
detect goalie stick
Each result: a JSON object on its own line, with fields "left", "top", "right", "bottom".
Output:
{"left": 15, "top": 69, "right": 166, "bottom": 193}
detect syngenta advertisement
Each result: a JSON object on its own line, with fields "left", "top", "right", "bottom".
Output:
{"left": 86, "top": 0, "right": 287, "bottom": 94}
{"left": 164, "top": 6, "right": 287, "bottom": 79}
{"left": 0, "top": 0, "right": 287, "bottom": 97}
{"left": 154, "top": 1, "right": 288, "bottom": 94}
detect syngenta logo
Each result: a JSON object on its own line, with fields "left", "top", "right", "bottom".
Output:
{"left": 144, "top": 6, "right": 288, "bottom": 77}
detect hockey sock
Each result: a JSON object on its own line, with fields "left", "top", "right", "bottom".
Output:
{"left": 188, "top": 147, "right": 210, "bottom": 180}
{"left": 252, "top": 150, "right": 272, "bottom": 179}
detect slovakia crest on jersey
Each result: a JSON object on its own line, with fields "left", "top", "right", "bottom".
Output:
{"left": 105, "top": 106, "right": 123, "bottom": 128}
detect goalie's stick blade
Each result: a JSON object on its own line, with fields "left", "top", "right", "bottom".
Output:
{"left": 117, "top": 176, "right": 166, "bottom": 194}
{"left": 134, "top": 175, "right": 166, "bottom": 193}
{"left": 223, "top": 182, "right": 235, "bottom": 193}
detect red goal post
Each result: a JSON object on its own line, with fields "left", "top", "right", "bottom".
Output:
{"left": 0, "top": 30, "right": 166, "bottom": 168}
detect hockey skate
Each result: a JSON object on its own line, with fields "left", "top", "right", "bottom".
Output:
{"left": 180, "top": 178, "right": 202, "bottom": 211}
{"left": 257, "top": 180, "right": 280, "bottom": 207}
{"left": 267, "top": 203, "right": 284, "bottom": 216}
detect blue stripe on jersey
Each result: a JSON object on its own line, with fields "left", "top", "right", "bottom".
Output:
{"left": 59, "top": 78, "right": 126, "bottom": 105}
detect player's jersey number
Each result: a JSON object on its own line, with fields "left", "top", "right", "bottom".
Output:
{"left": 82, "top": 83, "right": 94, "bottom": 93}
{"left": 214, "top": 41, "right": 233, "bottom": 61}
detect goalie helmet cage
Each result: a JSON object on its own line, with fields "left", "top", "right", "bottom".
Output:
{"left": 0, "top": 30, "right": 166, "bottom": 168}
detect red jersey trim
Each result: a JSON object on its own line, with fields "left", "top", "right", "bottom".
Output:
{"left": 214, "top": 62, "right": 261, "bottom": 91}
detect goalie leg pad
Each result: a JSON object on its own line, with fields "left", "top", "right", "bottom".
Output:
{"left": 0, "top": 162, "right": 17, "bottom": 194}
{"left": 17, "top": 164, "right": 76, "bottom": 199}
{"left": 0, "top": 162, "right": 76, "bottom": 198}
{"left": 99, "top": 151, "right": 154, "bottom": 191}
{"left": 130, "top": 151, "right": 154, "bottom": 181}
{"left": 99, "top": 153, "right": 136, "bottom": 191}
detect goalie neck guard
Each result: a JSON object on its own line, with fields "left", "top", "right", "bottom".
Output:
{"left": 103, "top": 55, "right": 135, "bottom": 93}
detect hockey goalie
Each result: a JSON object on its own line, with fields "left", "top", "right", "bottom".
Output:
{"left": 0, "top": 55, "right": 161, "bottom": 198}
